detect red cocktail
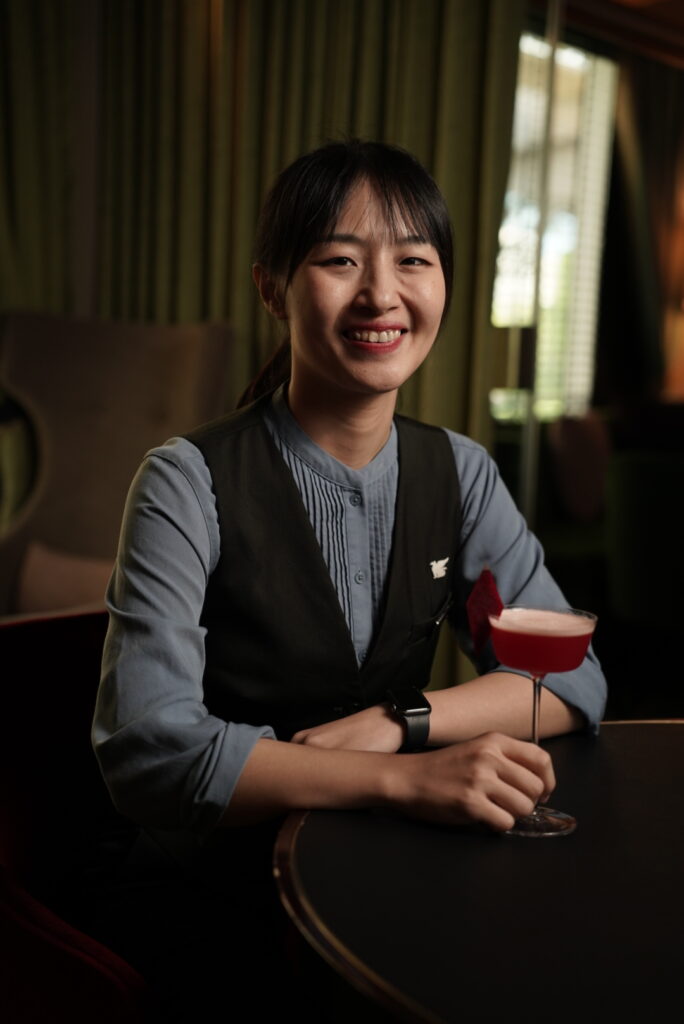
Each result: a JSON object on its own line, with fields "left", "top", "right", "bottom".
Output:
{"left": 488, "top": 606, "right": 597, "bottom": 837}
{"left": 489, "top": 607, "right": 595, "bottom": 677}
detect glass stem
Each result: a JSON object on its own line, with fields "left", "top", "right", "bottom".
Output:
{"left": 532, "top": 675, "right": 543, "bottom": 746}
{"left": 529, "top": 676, "right": 544, "bottom": 816}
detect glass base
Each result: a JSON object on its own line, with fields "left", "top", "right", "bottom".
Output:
{"left": 505, "top": 805, "right": 577, "bottom": 838}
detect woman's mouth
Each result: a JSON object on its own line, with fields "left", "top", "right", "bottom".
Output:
{"left": 344, "top": 328, "right": 405, "bottom": 344}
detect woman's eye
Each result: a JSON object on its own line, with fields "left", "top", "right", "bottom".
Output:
{"left": 321, "top": 256, "right": 355, "bottom": 267}
{"left": 401, "top": 256, "right": 428, "bottom": 266}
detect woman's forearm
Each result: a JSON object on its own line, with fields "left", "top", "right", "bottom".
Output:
{"left": 221, "top": 675, "right": 584, "bottom": 828}
{"left": 220, "top": 738, "right": 395, "bottom": 825}
{"left": 427, "top": 671, "right": 585, "bottom": 746}
{"left": 289, "top": 671, "right": 585, "bottom": 757}
{"left": 220, "top": 729, "right": 558, "bottom": 833}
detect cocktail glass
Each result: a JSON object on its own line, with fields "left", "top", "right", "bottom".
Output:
{"left": 488, "top": 606, "right": 597, "bottom": 837}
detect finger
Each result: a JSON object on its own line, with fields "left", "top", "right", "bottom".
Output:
{"left": 460, "top": 733, "right": 555, "bottom": 801}
{"left": 466, "top": 800, "right": 518, "bottom": 833}
{"left": 494, "top": 757, "right": 547, "bottom": 805}
{"left": 495, "top": 735, "right": 557, "bottom": 795}
{"left": 487, "top": 777, "right": 539, "bottom": 823}
{"left": 447, "top": 786, "right": 519, "bottom": 833}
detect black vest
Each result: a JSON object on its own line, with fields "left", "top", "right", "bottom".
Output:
{"left": 187, "top": 396, "right": 462, "bottom": 740}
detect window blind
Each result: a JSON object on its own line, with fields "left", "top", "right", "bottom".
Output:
{"left": 491, "top": 34, "right": 618, "bottom": 421}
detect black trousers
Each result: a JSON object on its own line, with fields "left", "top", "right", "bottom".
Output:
{"left": 74, "top": 820, "right": 287, "bottom": 1018}
{"left": 59, "top": 818, "right": 392, "bottom": 1023}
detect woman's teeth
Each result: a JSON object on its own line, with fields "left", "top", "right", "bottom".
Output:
{"left": 347, "top": 329, "right": 402, "bottom": 343}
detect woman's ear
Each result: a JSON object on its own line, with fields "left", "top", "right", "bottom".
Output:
{"left": 252, "top": 265, "right": 287, "bottom": 319}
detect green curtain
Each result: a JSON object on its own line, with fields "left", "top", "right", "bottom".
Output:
{"left": 0, "top": 0, "right": 77, "bottom": 311}
{"left": 1, "top": 0, "right": 525, "bottom": 683}
{"left": 93, "top": 0, "right": 524, "bottom": 428}
{"left": 0, "top": 1, "right": 77, "bottom": 529}
{"left": 1, "top": 0, "right": 524, "bottom": 422}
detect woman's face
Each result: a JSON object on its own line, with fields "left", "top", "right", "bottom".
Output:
{"left": 281, "top": 182, "right": 447, "bottom": 405}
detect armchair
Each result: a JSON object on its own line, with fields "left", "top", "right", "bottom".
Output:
{"left": 0, "top": 609, "right": 152, "bottom": 1021}
{"left": 0, "top": 311, "right": 233, "bottom": 616}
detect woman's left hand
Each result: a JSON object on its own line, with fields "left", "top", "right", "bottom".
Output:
{"left": 291, "top": 704, "right": 404, "bottom": 752}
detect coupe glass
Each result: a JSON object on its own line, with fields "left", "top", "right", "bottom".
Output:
{"left": 488, "top": 606, "right": 597, "bottom": 837}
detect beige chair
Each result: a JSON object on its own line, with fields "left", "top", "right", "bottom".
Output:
{"left": 0, "top": 311, "right": 233, "bottom": 617}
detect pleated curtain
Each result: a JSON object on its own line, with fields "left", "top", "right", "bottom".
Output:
{"left": 1, "top": 0, "right": 525, "bottom": 432}
{"left": 0, "top": 0, "right": 525, "bottom": 684}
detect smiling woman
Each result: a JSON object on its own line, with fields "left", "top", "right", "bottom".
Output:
{"left": 90, "top": 139, "right": 606, "bottom": 1018}
{"left": 245, "top": 141, "right": 453, "bottom": 465}
{"left": 260, "top": 184, "right": 447, "bottom": 456}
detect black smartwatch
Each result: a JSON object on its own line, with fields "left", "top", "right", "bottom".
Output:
{"left": 386, "top": 686, "right": 431, "bottom": 752}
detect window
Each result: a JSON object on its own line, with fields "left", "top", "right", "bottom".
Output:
{"left": 491, "top": 33, "right": 618, "bottom": 422}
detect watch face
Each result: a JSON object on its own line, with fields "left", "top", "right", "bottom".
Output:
{"left": 388, "top": 686, "right": 431, "bottom": 716}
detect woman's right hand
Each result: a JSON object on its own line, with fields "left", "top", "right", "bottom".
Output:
{"left": 391, "top": 732, "right": 555, "bottom": 832}
{"left": 222, "top": 732, "right": 554, "bottom": 831}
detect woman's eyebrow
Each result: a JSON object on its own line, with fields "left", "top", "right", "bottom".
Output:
{"left": 319, "top": 232, "right": 429, "bottom": 244}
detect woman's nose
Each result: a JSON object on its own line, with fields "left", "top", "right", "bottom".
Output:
{"left": 354, "top": 261, "right": 399, "bottom": 312}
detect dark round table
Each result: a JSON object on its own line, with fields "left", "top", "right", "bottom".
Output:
{"left": 274, "top": 723, "right": 684, "bottom": 1023}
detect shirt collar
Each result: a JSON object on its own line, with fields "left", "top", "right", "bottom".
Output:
{"left": 264, "top": 385, "right": 398, "bottom": 488}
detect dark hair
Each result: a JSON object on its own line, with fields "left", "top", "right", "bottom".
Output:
{"left": 239, "top": 139, "right": 454, "bottom": 406}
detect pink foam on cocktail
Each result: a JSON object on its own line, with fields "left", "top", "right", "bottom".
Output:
{"left": 492, "top": 608, "right": 595, "bottom": 636}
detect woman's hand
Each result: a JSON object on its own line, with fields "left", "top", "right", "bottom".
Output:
{"left": 291, "top": 712, "right": 554, "bottom": 832}
{"left": 291, "top": 704, "right": 404, "bottom": 752}
{"left": 393, "top": 732, "right": 555, "bottom": 832}
{"left": 224, "top": 731, "right": 554, "bottom": 831}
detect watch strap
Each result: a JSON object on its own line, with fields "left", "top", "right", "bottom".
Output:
{"left": 401, "top": 710, "right": 430, "bottom": 751}
{"left": 386, "top": 687, "right": 431, "bottom": 752}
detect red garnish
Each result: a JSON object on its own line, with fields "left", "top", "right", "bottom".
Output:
{"left": 466, "top": 568, "right": 504, "bottom": 657}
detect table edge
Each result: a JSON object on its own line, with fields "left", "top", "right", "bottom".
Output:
{"left": 601, "top": 718, "right": 684, "bottom": 725}
{"left": 273, "top": 811, "right": 445, "bottom": 1024}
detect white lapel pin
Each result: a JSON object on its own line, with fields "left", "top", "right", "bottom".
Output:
{"left": 430, "top": 557, "right": 449, "bottom": 580}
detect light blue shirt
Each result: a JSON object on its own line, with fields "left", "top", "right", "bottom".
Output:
{"left": 93, "top": 390, "right": 607, "bottom": 835}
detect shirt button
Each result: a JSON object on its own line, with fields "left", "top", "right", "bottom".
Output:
{"left": 349, "top": 492, "right": 362, "bottom": 507}
{"left": 354, "top": 570, "right": 367, "bottom": 584}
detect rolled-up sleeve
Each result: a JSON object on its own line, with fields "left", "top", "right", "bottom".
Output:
{"left": 447, "top": 432, "right": 607, "bottom": 731}
{"left": 92, "top": 438, "right": 275, "bottom": 836}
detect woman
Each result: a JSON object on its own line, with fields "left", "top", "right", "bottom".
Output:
{"left": 92, "top": 139, "right": 606, "bottom": 1013}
